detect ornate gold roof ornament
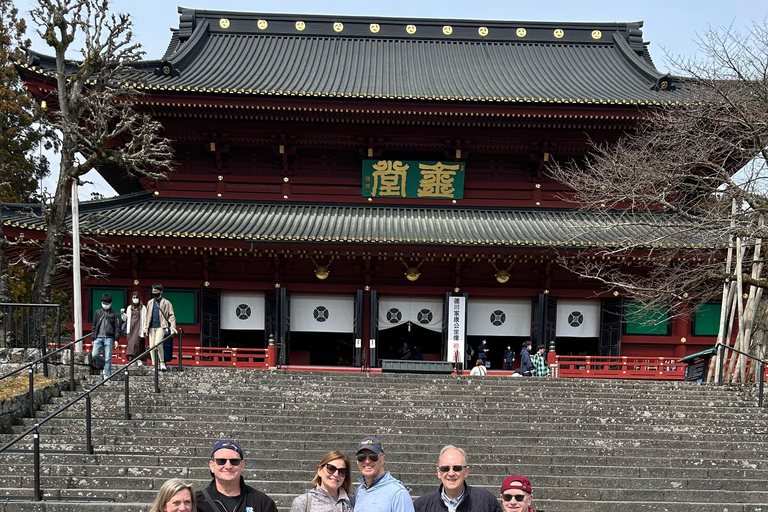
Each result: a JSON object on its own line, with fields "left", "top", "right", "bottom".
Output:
{"left": 401, "top": 258, "right": 425, "bottom": 281}
{"left": 491, "top": 259, "right": 514, "bottom": 283}
{"left": 311, "top": 255, "right": 334, "bottom": 280}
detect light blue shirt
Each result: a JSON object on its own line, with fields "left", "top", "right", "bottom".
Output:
{"left": 355, "top": 471, "right": 414, "bottom": 512}
{"left": 440, "top": 487, "right": 465, "bottom": 512}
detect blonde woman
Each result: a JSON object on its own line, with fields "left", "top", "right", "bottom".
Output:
{"left": 291, "top": 450, "right": 353, "bottom": 512}
{"left": 150, "top": 479, "right": 196, "bottom": 512}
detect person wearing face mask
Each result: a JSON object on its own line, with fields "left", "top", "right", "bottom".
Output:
{"left": 142, "top": 283, "right": 177, "bottom": 371}
{"left": 121, "top": 291, "right": 148, "bottom": 366}
{"left": 503, "top": 346, "right": 515, "bottom": 371}
{"left": 91, "top": 293, "right": 123, "bottom": 378}
{"left": 290, "top": 451, "right": 353, "bottom": 512}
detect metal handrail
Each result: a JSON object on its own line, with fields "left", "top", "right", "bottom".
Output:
{"left": 0, "top": 334, "right": 90, "bottom": 383}
{"left": 716, "top": 343, "right": 767, "bottom": 407}
{"left": 0, "top": 333, "right": 93, "bottom": 418}
{"left": 0, "top": 329, "right": 181, "bottom": 501}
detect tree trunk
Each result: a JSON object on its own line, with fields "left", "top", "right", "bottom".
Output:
{"left": 29, "top": 153, "right": 73, "bottom": 305}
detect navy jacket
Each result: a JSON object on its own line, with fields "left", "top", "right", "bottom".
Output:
{"left": 414, "top": 484, "right": 503, "bottom": 512}
{"left": 520, "top": 349, "right": 533, "bottom": 374}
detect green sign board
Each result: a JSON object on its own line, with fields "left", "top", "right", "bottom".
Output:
{"left": 362, "top": 160, "right": 466, "bottom": 199}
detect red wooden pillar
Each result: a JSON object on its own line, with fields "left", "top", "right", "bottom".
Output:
{"left": 267, "top": 336, "right": 276, "bottom": 368}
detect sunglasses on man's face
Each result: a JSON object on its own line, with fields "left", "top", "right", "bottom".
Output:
{"left": 437, "top": 465, "right": 467, "bottom": 473}
{"left": 357, "top": 453, "right": 379, "bottom": 463}
{"left": 323, "top": 463, "right": 348, "bottom": 477}
{"left": 501, "top": 493, "right": 527, "bottom": 502}
{"left": 213, "top": 458, "right": 242, "bottom": 466}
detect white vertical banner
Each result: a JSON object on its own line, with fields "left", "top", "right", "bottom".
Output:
{"left": 448, "top": 296, "right": 466, "bottom": 363}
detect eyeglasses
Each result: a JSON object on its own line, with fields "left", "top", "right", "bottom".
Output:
{"left": 501, "top": 494, "right": 527, "bottom": 502}
{"left": 437, "top": 465, "right": 467, "bottom": 473}
{"left": 357, "top": 453, "right": 379, "bottom": 463}
{"left": 213, "top": 458, "right": 242, "bottom": 466}
{"left": 323, "top": 463, "right": 348, "bottom": 477}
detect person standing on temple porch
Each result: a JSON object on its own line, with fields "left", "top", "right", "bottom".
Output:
{"left": 143, "top": 283, "right": 177, "bottom": 371}
{"left": 478, "top": 339, "right": 489, "bottom": 367}
{"left": 503, "top": 346, "right": 515, "bottom": 370}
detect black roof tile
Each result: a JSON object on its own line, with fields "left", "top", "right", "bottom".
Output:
{"left": 2, "top": 193, "right": 711, "bottom": 249}
{"left": 20, "top": 9, "right": 686, "bottom": 105}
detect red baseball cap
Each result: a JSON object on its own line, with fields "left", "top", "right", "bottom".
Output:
{"left": 501, "top": 475, "right": 532, "bottom": 495}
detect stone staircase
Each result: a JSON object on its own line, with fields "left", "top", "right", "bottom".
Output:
{"left": 1, "top": 368, "right": 767, "bottom": 512}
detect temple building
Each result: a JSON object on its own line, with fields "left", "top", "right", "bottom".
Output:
{"left": 5, "top": 8, "right": 720, "bottom": 368}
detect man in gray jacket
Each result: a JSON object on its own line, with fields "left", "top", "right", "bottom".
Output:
{"left": 414, "top": 445, "right": 502, "bottom": 512}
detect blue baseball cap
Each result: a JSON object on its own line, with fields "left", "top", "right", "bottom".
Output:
{"left": 356, "top": 436, "right": 384, "bottom": 454}
{"left": 211, "top": 440, "right": 243, "bottom": 459}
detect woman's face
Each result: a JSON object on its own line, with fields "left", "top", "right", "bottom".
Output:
{"left": 317, "top": 458, "right": 347, "bottom": 493}
{"left": 163, "top": 488, "right": 192, "bottom": 512}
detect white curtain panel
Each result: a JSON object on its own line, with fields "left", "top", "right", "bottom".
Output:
{"left": 467, "top": 299, "right": 532, "bottom": 336}
{"left": 221, "top": 292, "right": 265, "bottom": 330}
{"left": 556, "top": 300, "right": 600, "bottom": 338}
{"left": 290, "top": 295, "right": 355, "bottom": 333}
{"left": 378, "top": 297, "right": 443, "bottom": 332}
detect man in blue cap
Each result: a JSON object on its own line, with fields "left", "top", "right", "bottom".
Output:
{"left": 355, "top": 436, "right": 414, "bottom": 512}
{"left": 196, "top": 439, "right": 278, "bottom": 512}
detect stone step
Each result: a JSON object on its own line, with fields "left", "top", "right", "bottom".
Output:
{"left": 10, "top": 422, "right": 768, "bottom": 445}
{"left": 3, "top": 471, "right": 768, "bottom": 493}
{"left": 4, "top": 448, "right": 768, "bottom": 471}
{"left": 5, "top": 429, "right": 767, "bottom": 455}
{"left": 45, "top": 391, "right": 748, "bottom": 409}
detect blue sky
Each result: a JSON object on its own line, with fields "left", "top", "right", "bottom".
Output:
{"left": 20, "top": 0, "right": 768, "bottom": 200}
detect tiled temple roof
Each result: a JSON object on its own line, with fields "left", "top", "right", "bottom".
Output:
{"left": 18, "top": 9, "right": 684, "bottom": 106}
{"left": 3, "top": 193, "right": 710, "bottom": 249}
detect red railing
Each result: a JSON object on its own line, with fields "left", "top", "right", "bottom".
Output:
{"left": 554, "top": 355, "right": 686, "bottom": 380}
{"left": 79, "top": 342, "right": 270, "bottom": 370}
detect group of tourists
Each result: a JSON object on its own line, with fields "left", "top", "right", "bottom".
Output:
{"left": 469, "top": 340, "right": 551, "bottom": 377}
{"left": 91, "top": 282, "right": 177, "bottom": 378}
{"left": 150, "top": 437, "right": 541, "bottom": 512}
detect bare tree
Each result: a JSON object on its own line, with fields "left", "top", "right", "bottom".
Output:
{"left": 547, "top": 19, "right": 768, "bottom": 382}
{"left": 26, "top": 0, "right": 174, "bottom": 304}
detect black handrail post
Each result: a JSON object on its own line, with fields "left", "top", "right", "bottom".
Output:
{"left": 28, "top": 368, "right": 35, "bottom": 418}
{"left": 177, "top": 329, "right": 183, "bottom": 372}
{"left": 759, "top": 361, "right": 765, "bottom": 408}
{"left": 85, "top": 393, "right": 93, "bottom": 455}
{"left": 124, "top": 368, "right": 131, "bottom": 420}
{"left": 69, "top": 343, "right": 75, "bottom": 391}
{"left": 717, "top": 343, "right": 725, "bottom": 386}
{"left": 41, "top": 336, "right": 49, "bottom": 378}
{"left": 56, "top": 307, "right": 61, "bottom": 349}
{"left": 33, "top": 427, "right": 41, "bottom": 501}
{"left": 154, "top": 353, "right": 160, "bottom": 393}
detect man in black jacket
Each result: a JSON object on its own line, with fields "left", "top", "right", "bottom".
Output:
{"left": 196, "top": 440, "right": 278, "bottom": 512}
{"left": 414, "top": 445, "right": 502, "bottom": 512}
{"left": 91, "top": 293, "right": 122, "bottom": 378}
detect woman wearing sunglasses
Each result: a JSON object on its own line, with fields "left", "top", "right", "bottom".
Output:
{"left": 291, "top": 450, "right": 353, "bottom": 512}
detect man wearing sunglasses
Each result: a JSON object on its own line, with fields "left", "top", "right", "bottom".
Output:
{"left": 414, "top": 446, "right": 501, "bottom": 512}
{"left": 499, "top": 475, "right": 540, "bottom": 512}
{"left": 354, "top": 436, "right": 414, "bottom": 512}
{"left": 196, "top": 440, "right": 278, "bottom": 512}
